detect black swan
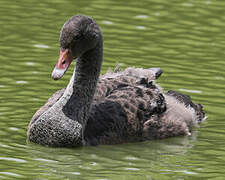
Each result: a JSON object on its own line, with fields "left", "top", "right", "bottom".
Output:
{"left": 27, "top": 15, "right": 205, "bottom": 147}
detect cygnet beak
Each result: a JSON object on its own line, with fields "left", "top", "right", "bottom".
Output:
{"left": 52, "top": 48, "right": 74, "bottom": 80}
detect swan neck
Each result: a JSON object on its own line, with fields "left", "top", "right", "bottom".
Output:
{"left": 63, "top": 35, "right": 103, "bottom": 127}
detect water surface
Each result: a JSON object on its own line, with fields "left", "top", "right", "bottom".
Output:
{"left": 0, "top": 0, "right": 225, "bottom": 179}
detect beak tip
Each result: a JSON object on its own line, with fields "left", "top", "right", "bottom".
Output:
{"left": 51, "top": 67, "right": 66, "bottom": 80}
{"left": 52, "top": 76, "right": 59, "bottom": 80}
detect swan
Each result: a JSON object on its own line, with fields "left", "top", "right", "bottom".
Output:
{"left": 27, "top": 15, "right": 205, "bottom": 147}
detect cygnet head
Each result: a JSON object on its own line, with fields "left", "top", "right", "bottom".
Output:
{"left": 52, "top": 15, "right": 101, "bottom": 80}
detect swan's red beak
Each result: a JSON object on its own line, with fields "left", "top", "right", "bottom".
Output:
{"left": 52, "top": 49, "right": 74, "bottom": 80}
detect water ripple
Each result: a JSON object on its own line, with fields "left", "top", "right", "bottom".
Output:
{"left": 0, "top": 157, "right": 26, "bottom": 163}
{"left": 33, "top": 44, "right": 50, "bottom": 49}
{"left": 0, "top": 172, "right": 22, "bottom": 177}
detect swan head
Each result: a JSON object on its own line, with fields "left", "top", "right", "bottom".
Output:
{"left": 52, "top": 15, "right": 101, "bottom": 80}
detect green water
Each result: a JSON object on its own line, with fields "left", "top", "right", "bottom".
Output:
{"left": 0, "top": 0, "right": 225, "bottom": 179}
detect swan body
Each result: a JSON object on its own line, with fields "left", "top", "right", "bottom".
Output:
{"left": 27, "top": 15, "right": 205, "bottom": 147}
